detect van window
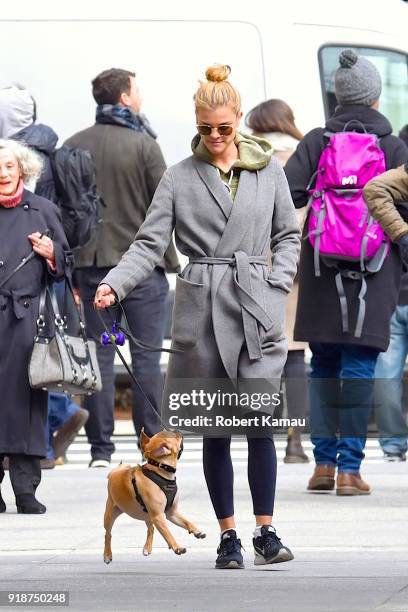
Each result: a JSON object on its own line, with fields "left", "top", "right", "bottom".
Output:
{"left": 319, "top": 45, "right": 408, "bottom": 134}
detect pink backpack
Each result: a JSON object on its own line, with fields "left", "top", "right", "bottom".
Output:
{"left": 306, "top": 125, "right": 389, "bottom": 337}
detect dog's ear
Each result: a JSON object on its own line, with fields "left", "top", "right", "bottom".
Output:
{"left": 140, "top": 428, "right": 151, "bottom": 452}
{"left": 151, "top": 445, "right": 172, "bottom": 458}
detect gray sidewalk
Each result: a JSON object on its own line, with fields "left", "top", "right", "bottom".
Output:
{"left": 0, "top": 457, "right": 407, "bottom": 612}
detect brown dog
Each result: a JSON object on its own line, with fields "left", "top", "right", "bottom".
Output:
{"left": 103, "top": 429, "right": 205, "bottom": 563}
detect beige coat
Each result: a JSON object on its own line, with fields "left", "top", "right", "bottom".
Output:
{"left": 263, "top": 132, "right": 306, "bottom": 350}
{"left": 285, "top": 210, "right": 307, "bottom": 350}
{"left": 364, "top": 164, "right": 408, "bottom": 241}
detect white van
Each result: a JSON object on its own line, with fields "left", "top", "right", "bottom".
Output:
{"left": 2, "top": 0, "right": 407, "bottom": 374}
{"left": 1, "top": 0, "right": 407, "bottom": 165}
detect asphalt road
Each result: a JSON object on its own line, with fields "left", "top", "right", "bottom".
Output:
{"left": 0, "top": 437, "right": 407, "bottom": 612}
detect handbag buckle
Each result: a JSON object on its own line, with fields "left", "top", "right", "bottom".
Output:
{"left": 55, "top": 314, "right": 65, "bottom": 328}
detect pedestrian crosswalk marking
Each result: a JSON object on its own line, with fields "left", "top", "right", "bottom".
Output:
{"left": 59, "top": 436, "right": 387, "bottom": 469}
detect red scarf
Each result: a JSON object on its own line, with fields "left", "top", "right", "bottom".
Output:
{"left": 0, "top": 179, "right": 24, "bottom": 208}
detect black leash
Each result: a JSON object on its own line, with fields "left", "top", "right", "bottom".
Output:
{"left": 95, "top": 301, "right": 182, "bottom": 433}
{"left": 111, "top": 299, "right": 182, "bottom": 355}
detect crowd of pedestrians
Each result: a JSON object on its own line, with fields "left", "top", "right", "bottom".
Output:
{"left": 0, "top": 49, "right": 407, "bottom": 569}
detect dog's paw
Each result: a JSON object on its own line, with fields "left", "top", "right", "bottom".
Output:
{"left": 103, "top": 556, "right": 112, "bottom": 564}
{"left": 194, "top": 532, "right": 206, "bottom": 539}
{"left": 143, "top": 548, "right": 152, "bottom": 556}
{"left": 174, "top": 547, "right": 186, "bottom": 555}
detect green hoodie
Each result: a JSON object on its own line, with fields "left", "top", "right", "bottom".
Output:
{"left": 192, "top": 131, "right": 273, "bottom": 200}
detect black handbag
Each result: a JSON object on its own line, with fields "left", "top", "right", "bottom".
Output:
{"left": 28, "top": 278, "right": 102, "bottom": 395}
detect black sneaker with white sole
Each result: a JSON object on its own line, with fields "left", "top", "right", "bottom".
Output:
{"left": 253, "top": 525, "right": 294, "bottom": 565}
{"left": 215, "top": 529, "right": 244, "bottom": 569}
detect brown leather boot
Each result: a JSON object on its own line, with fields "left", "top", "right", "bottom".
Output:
{"left": 336, "top": 472, "right": 371, "bottom": 496}
{"left": 284, "top": 427, "right": 309, "bottom": 463}
{"left": 307, "top": 465, "right": 336, "bottom": 491}
{"left": 52, "top": 408, "right": 89, "bottom": 460}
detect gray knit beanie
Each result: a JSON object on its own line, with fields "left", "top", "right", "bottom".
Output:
{"left": 334, "top": 50, "right": 382, "bottom": 107}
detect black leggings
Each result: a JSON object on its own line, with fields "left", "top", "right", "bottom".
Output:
{"left": 203, "top": 436, "right": 277, "bottom": 519}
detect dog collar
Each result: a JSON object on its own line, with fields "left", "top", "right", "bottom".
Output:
{"left": 147, "top": 458, "right": 176, "bottom": 474}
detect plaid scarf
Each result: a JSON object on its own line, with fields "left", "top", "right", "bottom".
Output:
{"left": 95, "top": 105, "right": 157, "bottom": 139}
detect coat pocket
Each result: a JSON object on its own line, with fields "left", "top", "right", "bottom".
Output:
{"left": 261, "top": 279, "right": 287, "bottom": 342}
{"left": 171, "top": 274, "right": 204, "bottom": 347}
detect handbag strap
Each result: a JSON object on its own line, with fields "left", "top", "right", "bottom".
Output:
{"left": 0, "top": 229, "right": 51, "bottom": 291}
{"left": 37, "top": 278, "right": 99, "bottom": 391}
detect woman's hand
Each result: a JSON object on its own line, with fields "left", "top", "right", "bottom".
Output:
{"left": 28, "top": 232, "right": 55, "bottom": 268}
{"left": 94, "top": 284, "right": 116, "bottom": 309}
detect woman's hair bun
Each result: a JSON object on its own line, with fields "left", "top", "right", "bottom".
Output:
{"left": 205, "top": 64, "right": 231, "bottom": 82}
{"left": 339, "top": 49, "right": 358, "bottom": 69}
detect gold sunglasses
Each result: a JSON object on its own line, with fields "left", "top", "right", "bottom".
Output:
{"left": 196, "top": 124, "right": 234, "bottom": 136}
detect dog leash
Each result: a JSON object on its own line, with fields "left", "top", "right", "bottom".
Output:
{"left": 95, "top": 301, "right": 182, "bottom": 433}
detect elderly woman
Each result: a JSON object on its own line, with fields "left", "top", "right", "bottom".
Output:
{"left": 0, "top": 139, "right": 70, "bottom": 514}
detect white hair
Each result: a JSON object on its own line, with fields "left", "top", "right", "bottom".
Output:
{"left": 0, "top": 138, "right": 43, "bottom": 183}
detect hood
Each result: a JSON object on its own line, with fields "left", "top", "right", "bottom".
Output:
{"left": 326, "top": 105, "right": 393, "bottom": 137}
{"left": 12, "top": 123, "right": 58, "bottom": 154}
{"left": 261, "top": 132, "right": 300, "bottom": 152}
{"left": 0, "top": 85, "right": 34, "bottom": 138}
{"left": 192, "top": 131, "right": 273, "bottom": 170}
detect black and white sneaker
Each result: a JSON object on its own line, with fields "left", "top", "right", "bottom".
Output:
{"left": 215, "top": 529, "right": 244, "bottom": 569}
{"left": 253, "top": 525, "right": 294, "bottom": 565}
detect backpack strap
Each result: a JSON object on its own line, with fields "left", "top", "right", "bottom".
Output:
{"left": 313, "top": 201, "right": 326, "bottom": 277}
{"left": 365, "top": 241, "right": 389, "bottom": 274}
{"left": 49, "top": 152, "right": 64, "bottom": 201}
{"left": 334, "top": 272, "right": 350, "bottom": 334}
{"left": 334, "top": 270, "right": 368, "bottom": 339}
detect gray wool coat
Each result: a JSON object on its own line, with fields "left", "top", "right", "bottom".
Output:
{"left": 103, "top": 155, "right": 300, "bottom": 384}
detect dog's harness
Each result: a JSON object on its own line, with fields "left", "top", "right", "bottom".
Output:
{"left": 131, "top": 465, "right": 177, "bottom": 513}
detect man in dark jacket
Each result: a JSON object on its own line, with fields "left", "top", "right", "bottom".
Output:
{"left": 65, "top": 68, "right": 180, "bottom": 467}
{"left": 285, "top": 50, "right": 408, "bottom": 495}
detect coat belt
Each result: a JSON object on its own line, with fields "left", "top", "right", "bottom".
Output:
{"left": 189, "top": 251, "right": 273, "bottom": 360}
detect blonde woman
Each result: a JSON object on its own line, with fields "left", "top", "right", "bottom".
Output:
{"left": 95, "top": 65, "right": 300, "bottom": 568}
{"left": 0, "top": 139, "right": 70, "bottom": 514}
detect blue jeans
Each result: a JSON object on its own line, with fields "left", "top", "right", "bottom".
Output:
{"left": 310, "top": 343, "right": 380, "bottom": 473}
{"left": 46, "top": 393, "right": 80, "bottom": 459}
{"left": 374, "top": 306, "right": 408, "bottom": 455}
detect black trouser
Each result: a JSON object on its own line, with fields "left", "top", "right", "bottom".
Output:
{"left": 0, "top": 454, "right": 41, "bottom": 497}
{"left": 75, "top": 266, "right": 169, "bottom": 460}
{"left": 203, "top": 436, "right": 277, "bottom": 519}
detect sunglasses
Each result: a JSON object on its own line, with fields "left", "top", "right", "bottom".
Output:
{"left": 196, "top": 124, "right": 234, "bottom": 136}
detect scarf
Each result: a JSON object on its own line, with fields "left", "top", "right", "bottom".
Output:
{"left": 0, "top": 179, "right": 24, "bottom": 208}
{"left": 95, "top": 105, "right": 157, "bottom": 139}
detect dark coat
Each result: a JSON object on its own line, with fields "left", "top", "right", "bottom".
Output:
{"left": 65, "top": 123, "right": 180, "bottom": 273}
{"left": 0, "top": 191, "right": 70, "bottom": 456}
{"left": 285, "top": 105, "right": 408, "bottom": 351}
